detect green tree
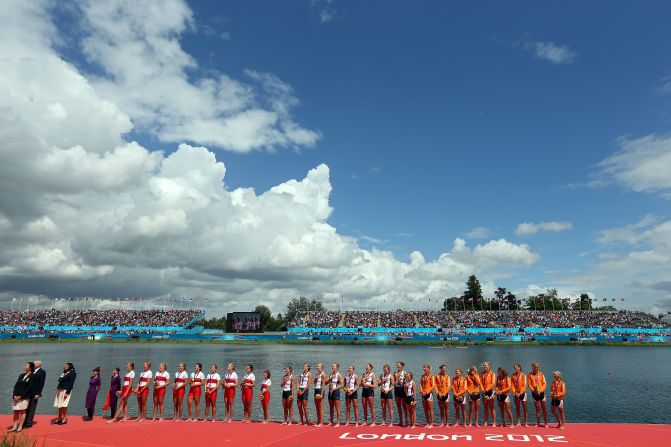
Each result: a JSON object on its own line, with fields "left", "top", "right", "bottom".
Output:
{"left": 202, "top": 316, "right": 227, "bottom": 330}
{"left": 463, "top": 275, "right": 483, "bottom": 310}
{"left": 570, "top": 293, "right": 591, "bottom": 311}
{"left": 285, "top": 296, "right": 325, "bottom": 325}
{"left": 254, "top": 305, "right": 272, "bottom": 328}
{"left": 443, "top": 297, "right": 461, "bottom": 311}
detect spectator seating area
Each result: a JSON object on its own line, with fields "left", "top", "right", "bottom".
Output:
{"left": 290, "top": 310, "right": 670, "bottom": 330}
{"left": 0, "top": 309, "right": 203, "bottom": 333}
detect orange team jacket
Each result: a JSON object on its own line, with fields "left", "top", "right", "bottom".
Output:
{"left": 466, "top": 374, "right": 482, "bottom": 394}
{"left": 434, "top": 373, "right": 451, "bottom": 396}
{"left": 480, "top": 370, "right": 495, "bottom": 392}
{"left": 511, "top": 372, "right": 527, "bottom": 394}
{"left": 528, "top": 371, "right": 547, "bottom": 393}
{"left": 550, "top": 380, "right": 566, "bottom": 399}
{"left": 452, "top": 376, "right": 467, "bottom": 398}
{"left": 420, "top": 374, "right": 435, "bottom": 395}
{"left": 496, "top": 376, "right": 512, "bottom": 394}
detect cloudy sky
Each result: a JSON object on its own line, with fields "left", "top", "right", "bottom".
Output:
{"left": 1, "top": 0, "right": 670, "bottom": 316}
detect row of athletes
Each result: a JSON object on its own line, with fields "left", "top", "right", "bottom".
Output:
{"left": 106, "top": 360, "right": 567, "bottom": 429}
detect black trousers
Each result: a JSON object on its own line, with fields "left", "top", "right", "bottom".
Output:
{"left": 109, "top": 401, "right": 117, "bottom": 418}
{"left": 23, "top": 397, "right": 38, "bottom": 427}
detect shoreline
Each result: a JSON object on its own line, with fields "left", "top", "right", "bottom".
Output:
{"left": 1, "top": 338, "right": 669, "bottom": 346}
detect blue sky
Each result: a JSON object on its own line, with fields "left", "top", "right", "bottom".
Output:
{"left": 183, "top": 1, "right": 671, "bottom": 300}
{"left": 2, "top": 0, "right": 671, "bottom": 313}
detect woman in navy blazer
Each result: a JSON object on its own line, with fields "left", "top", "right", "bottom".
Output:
{"left": 9, "top": 362, "right": 35, "bottom": 432}
{"left": 53, "top": 363, "right": 76, "bottom": 425}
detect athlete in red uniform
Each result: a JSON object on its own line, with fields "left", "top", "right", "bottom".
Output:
{"left": 135, "top": 362, "right": 152, "bottom": 422}
{"left": 204, "top": 364, "right": 221, "bottom": 422}
{"left": 108, "top": 362, "right": 134, "bottom": 424}
{"left": 152, "top": 363, "right": 170, "bottom": 421}
{"left": 259, "top": 370, "right": 271, "bottom": 424}
{"left": 187, "top": 363, "right": 204, "bottom": 422}
{"left": 241, "top": 364, "right": 255, "bottom": 423}
{"left": 222, "top": 363, "right": 238, "bottom": 423}
{"left": 172, "top": 363, "right": 188, "bottom": 421}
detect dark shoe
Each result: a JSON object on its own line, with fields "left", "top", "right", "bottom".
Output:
{"left": 51, "top": 419, "right": 62, "bottom": 425}
{"left": 60, "top": 420, "right": 68, "bottom": 425}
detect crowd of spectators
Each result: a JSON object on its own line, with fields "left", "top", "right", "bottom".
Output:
{"left": 294, "top": 311, "right": 341, "bottom": 328}
{"left": 342, "top": 311, "right": 378, "bottom": 328}
{"left": 290, "top": 309, "right": 670, "bottom": 329}
{"left": 379, "top": 310, "right": 417, "bottom": 328}
{"left": 0, "top": 309, "right": 203, "bottom": 330}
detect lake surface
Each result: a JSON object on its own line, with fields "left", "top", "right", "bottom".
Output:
{"left": 2, "top": 343, "right": 669, "bottom": 424}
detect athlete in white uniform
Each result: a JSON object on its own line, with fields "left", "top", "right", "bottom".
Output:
{"left": 297, "top": 364, "right": 312, "bottom": 425}
{"left": 313, "top": 363, "right": 327, "bottom": 427}
{"left": 327, "top": 364, "right": 343, "bottom": 427}
{"left": 152, "top": 363, "right": 170, "bottom": 421}
{"left": 172, "top": 363, "right": 188, "bottom": 421}
{"left": 204, "top": 364, "right": 221, "bottom": 422}
{"left": 135, "top": 363, "right": 152, "bottom": 422}
{"left": 108, "top": 362, "right": 135, "bottom": 424}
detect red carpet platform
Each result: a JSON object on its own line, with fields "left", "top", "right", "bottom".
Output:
{"left": 3, "top": 416, "right": 669, "bottom": 447}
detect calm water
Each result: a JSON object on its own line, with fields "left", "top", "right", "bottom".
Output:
{"left": 2, "top": 343, "right": 670, "bottom": 424}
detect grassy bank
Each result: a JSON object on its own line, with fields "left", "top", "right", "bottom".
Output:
{"left": 1, "top": 338, "right": 669, "bottom": 347}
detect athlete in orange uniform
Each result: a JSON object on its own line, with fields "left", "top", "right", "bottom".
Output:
{"left": 550, "top": 371, "right": 566, "bottom": 429}
{"left": 435, "top": 364, "right": 451, "bottom": 428}
{"left": 528, "top": 362, "right": 548, "bottom": 427}
{"left": 466, "top": 366, "right": 482, "bottom": 427}
{"left": 511, "top": 363, "right": 528, "bottom": 426}
{"left": 452, "top": 368, "right": 467, "bottom": 426}
{"left": 480, "top": 362, "right": 496, "bottom": 427}
{"left": 420, "top": 364, "right": 435, "bottom": 428}
{"left": 495, "top": 367, "right": 513, "bottom": 427}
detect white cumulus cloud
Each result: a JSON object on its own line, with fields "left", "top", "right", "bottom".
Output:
{"left": 78, "top": 0, "right": 320, "bottom": 153}
{"left": 515, "top": 221, "right": 573, "bottom": 237}
{"left": 598, "top": 134, "right": 671, "bottom": 197}
{"left": 0, "top": 0, "right": 542, "bottom": 314}
{"left": 528, "top": 41, "right": 577, "bottom": 65}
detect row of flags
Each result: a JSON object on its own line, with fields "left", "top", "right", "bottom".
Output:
{"left": 8, "top": 296, "right": 210, "bottom": 311}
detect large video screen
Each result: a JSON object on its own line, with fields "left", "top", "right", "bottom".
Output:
{"left": 226, "top": 312, "right": 262, "bottom": 333}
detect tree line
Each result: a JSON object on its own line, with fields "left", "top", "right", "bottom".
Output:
{"left": 202, "top": 296, "right": 325, "bottom": 331}
{"left": 442, "top": 275, "right": 614, "bottom": 312}
{"left": 203, "top": 274, "right": 624, "bottom": 331}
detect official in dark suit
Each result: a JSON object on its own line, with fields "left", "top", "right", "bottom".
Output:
{"left": 23, "top": 359, "right": 45, "bottom": 429}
